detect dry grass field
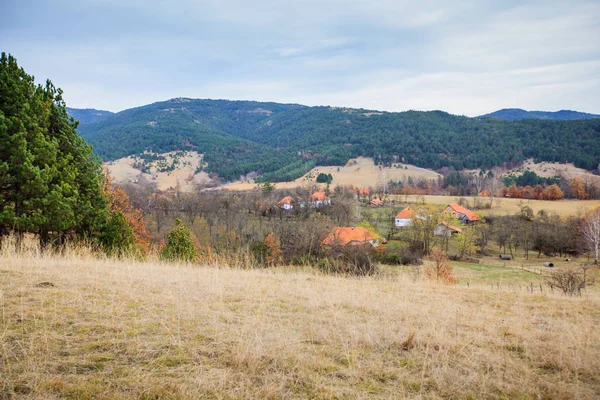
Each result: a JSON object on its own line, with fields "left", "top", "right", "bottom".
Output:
{"left": 511, "top": 159, "right": 600, "bottom": 182}
{"left": 223, "top": 157, "right": 440, "bottom": 191}
{"left": 395, "top": 195, "right": 600, "bottom": 217}
{"left": 2, "top": 244, "right": 599, "bottom": 399}
{"left": 105, "top": 151, "right": 211, "bottom": 192}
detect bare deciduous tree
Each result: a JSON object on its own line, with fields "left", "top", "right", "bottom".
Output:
{"left": 581, "top": 208, "right": 600, "bottom": 264}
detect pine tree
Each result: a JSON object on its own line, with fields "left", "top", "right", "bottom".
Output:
{"left": 0, "top": 53, "right": 109, "bottom": 245}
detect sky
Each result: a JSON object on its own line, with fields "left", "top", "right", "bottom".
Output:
{"left": 1, "top": 0, "right": 599, "bottom": 116}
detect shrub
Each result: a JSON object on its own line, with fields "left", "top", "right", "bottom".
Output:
{"left": 250, "top": 241, "right": 268, "bottom": 265}
{"left": 99, "top": 210, "right": 134, "bottom": 256}
{"left": 316, "top": 173, "right": 333, "bottom": 184}
{"left": 545, "top": 265, "right": 592, "bottom": 296}
{"left": 265, "top": 232, "right": 283, "bottom": 266}
{"left": 401, "top": 253, "right": 423, "bottom": 266}
{"left": 424, "top": 249, "right": 458, "bottom": 284}
{"left": 322, "top": 244, "right": 380, "bottom": 276}
{"left": 160, "top": 219, "right": 199, "bottom": 263}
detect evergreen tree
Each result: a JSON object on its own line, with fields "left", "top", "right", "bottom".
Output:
{"left": 0, "top": 53, "right": 109, "bottom": 245}
{"left": 160, "top": 218, "right": 199, "bottom": 262}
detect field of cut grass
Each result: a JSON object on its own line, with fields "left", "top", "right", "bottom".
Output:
{"left": 1, "top": 245, "right": 599, "bottom": 399}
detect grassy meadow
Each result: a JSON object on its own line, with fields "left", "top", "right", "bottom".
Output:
{"left": 1, "top": 242, "right": 599, "bottom": 399}
{"left": 391, "top": 195, "right": 600, "bottom": 217}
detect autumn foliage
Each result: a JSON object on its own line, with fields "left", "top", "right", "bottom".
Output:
{"left": 569, "top": 177, "right": 588, "bottom": 200}
{"left": 425, "top": 249, "right": 458, "bottom": 284}
{"left": 103, "top": 174, "right": 151, "bottom": 251}
{"left": 265, "top": 232, "right": 283, "bottom": 266}
{"left": 502, "top": 183, "right": 564, "bottom": 200}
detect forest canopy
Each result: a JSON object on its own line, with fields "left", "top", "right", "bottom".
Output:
{"left": 75, "top": 98, "right": 600, "bottom": 182}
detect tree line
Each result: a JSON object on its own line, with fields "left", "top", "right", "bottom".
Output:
{"left": 75, "top": 96, "right": 600, "bottom": 183}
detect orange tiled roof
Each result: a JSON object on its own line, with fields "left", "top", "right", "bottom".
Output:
{"left": 447, "top": 203, "right": 481, "bottom": 221}
{"left": 322, "top": 227, "right": 381, "bottom": 246}
{"left": 359, "top": 188, "right": 370, "bottom": 195}
{"left": 395, "top": 207, "right": 415, "bottom": 219}
{"left": 311, "top": 191, "right": 330, "bottom": 201}
{"left": 277, "top": 196, "right": 293, "bottom": 206}
{"left": 439, "top": 221, "right": 462, "bottom": 233}
{"left": 370, "top": 199, "right": 384, "bottom": 205}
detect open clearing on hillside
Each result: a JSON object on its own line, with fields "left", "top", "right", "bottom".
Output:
{"left": 510, "top": 159, "right": 600, "bottom": 182}
{"left": 396, "top": 195, "right": 600, "bottom": 217}
{"left": 104, "top": 151, "right": 211, "bottom": 191}
{"left": 224, "top": 157, "right": 441, "bottom": 191}
{"left": 2, "top": 250, "right": 599, "bottom": 399}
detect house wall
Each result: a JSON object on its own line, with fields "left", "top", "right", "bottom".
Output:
{"left": 395, "top": 218, "right": 412, "bottom": 227}
{"left": 434, "top": 226, "right": 451, "bottom": 237}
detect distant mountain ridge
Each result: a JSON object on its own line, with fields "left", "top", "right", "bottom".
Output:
{"left": 479, "top": 108, "right": 599, "bottom": 121}
{"left": 66, "top": 107, "right": 114, "bottom": 124}
{"left": 71, "top": 98, "right": 600, "bottom": 182}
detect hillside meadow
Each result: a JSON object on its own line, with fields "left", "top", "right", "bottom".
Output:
{"left": 223, "top": 157, "right": 440, "bottom": 191}
{"left": 395, "top": 195, "right": 600, "bottom": 217}
{"left": 1, "top": 243, "right": 599, "bottom": 399}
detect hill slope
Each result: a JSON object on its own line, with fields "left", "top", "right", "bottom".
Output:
{"left": 66, "top": 107, "right": 114, "bottom": 124}
{"left": 3, "top": 249, "right": 599, "bottom": 399}
{"left": 76, "top": 99, "right": 600, "bottom": 181}
{"left": 479, "top": 108, "right": 600, "bottom": 120}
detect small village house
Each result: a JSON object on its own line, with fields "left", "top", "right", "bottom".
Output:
{"left": 445, "top": 203, "right": 481, "bottom": 224}
{"left": 394, "top": 207, "right": 415, "bottom": 227}
{"left": 277, "top": 196, "right": 294, "bottom": 210}
{"left": 308, "top": 190, "right": 331, "bottom": 207}
{"left": 322, "top": 227, "right": 383, "bottom": 248}
{"left": 369, "top": 199, "right": 384, "bottom": 207}
{"left": 434, "top": 221, "right": 462, "bottom": 237}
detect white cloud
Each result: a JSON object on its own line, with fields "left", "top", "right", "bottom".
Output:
{"left": 2, "top": 0, "right": 598, "bottom": 114}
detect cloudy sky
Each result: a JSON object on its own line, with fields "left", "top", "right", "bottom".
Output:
{"left": 2, "top": 0, "right": 599, "bottom": 116}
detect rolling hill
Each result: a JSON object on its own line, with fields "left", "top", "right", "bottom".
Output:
{"left": 479, "top": 108, "right": 599, "bottom": 120}
{"left": 73, "top": 99, "right": 600, "bottom": 182}
{"left": 66, "top": 107, "right": 114, "bottom": 124}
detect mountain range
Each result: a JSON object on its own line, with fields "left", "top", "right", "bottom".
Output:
{"left": 69, "top": 99, "right": 600, "bottom": 182}
{"left": 478, "top": 108, "right": 599, "bottom": 121}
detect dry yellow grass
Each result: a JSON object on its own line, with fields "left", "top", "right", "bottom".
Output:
{"left": 1, "top": 246, "right": 599, "bottom": 399}
{"left": 105, "top": 151, "right": 211, "bottom": 192}
{"left": 513, "top": 159, "right": 600, "bottom": 182}
{"left": 396, "top": 195, "right": 600, "bottom": 217}
{"left": 223, "top": 157, "right": 440, "bottom": 191}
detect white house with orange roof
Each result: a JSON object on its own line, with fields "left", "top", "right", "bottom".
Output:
{"left": 307, "top": 190, "right": 331, "bottom": 207}
{"left": 395, "top": 207, "right": 415, "bottom": 227}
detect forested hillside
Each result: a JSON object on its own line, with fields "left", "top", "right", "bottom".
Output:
{"left": 75, "top": 98, "right": 600, "bottom": 182}
{"left": 479, "top": 108, "right": 599, "bottom": 120}
{"left": 66, "top": 107, "right": 114, "bottom": 124}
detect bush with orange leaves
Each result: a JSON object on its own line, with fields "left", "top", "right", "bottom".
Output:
{"left": 424, "top": 249, "right": 458, "bottom": 284}
{"left": 103, "top": 173, "right": 151, "bottom": 251}
{"left": 265, "top": 232, "right": 283, "bottom": 266}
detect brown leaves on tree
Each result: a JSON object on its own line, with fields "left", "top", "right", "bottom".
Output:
{"left": 103, "top": 173, "right": 151, "bottom": 251}
{"left": 265, "top": 232, "right": 283, "bottom": 266}
{"left": 569, "top": 177, "right": 588, "bottom": 200}
{"left": 425, "top": 249, "right": 458, "bottom": 285}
